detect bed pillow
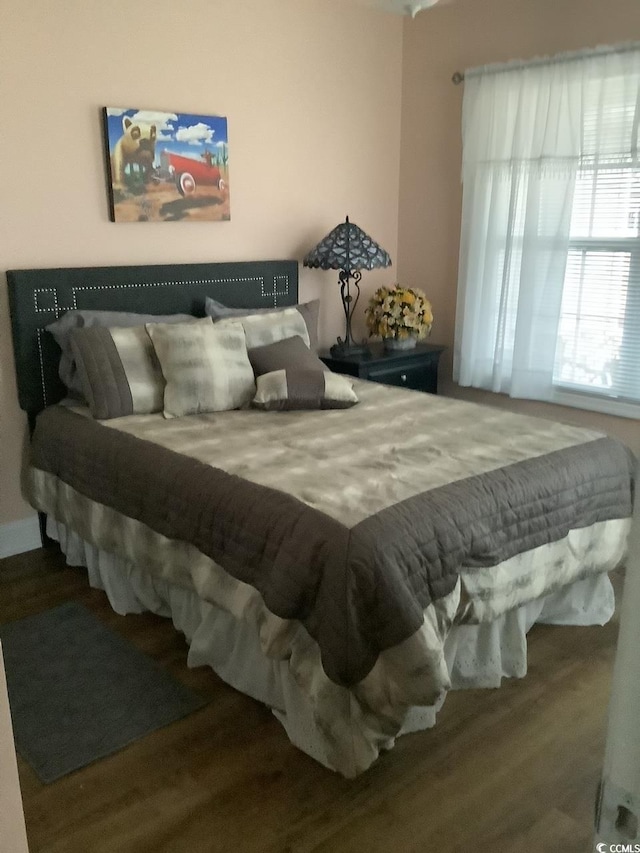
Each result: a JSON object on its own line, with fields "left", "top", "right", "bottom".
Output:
{"left": 47, "top": 310, "right": 194, "bottom": 397}
{"left": 147, "top": 318, "right": 255, "bottom": 418}
{"left": 248, "top": 335, "right": 326, "bottom": 378}
{"left": 70, "top": 323, "right": 174, "bottom": 420}
{"left": 205, "top": 299, "right": 320, "bottom": 351}
{"left": 214, "top": 306, "right": 314, "bottom": 352}
{"left": 252, "top": 369, "right": 358, "bottom": 411}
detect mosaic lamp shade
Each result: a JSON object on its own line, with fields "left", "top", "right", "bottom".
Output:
{"left": 303, "top": 216, "right": 391, "bottom": 356}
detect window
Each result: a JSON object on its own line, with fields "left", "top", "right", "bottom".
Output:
{"left": 554, "top": 164, "right": 640, "bottom": 406}
{"left": 455, "top": 46, "right": 640, "bottom": 417}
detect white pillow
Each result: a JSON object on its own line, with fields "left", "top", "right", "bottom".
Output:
{"left": 146, "top": 318, "right": 255, "bottom": 418}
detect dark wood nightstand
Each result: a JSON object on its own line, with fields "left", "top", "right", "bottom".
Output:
{"left": 320, "top": 342, "right": 446, "bottom": 395}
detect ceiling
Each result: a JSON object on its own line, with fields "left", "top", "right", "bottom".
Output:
{"left": 355, "top": 0, "right": 441, "bottom": 16}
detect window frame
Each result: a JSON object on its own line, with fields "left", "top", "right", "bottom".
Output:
{"left": 550, "top": 162, "right": 640, "bottom": 418}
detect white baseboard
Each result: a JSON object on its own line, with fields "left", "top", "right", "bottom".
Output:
{"left": 0, "top": 516, "right": 42, "bottom": 559}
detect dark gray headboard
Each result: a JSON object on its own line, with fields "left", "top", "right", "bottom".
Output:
{"left": 8, "top": 260, "right": 299, "bottom": 419}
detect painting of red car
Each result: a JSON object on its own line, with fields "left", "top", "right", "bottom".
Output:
{"left": 161, "top": 150, "right": 227, "bottom": 197}
{"left": 103, "top": 107, "right": 230, "bottom": 222}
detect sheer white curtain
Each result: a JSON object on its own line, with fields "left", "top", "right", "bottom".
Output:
{"left": 454, "top": 45, "right": 640, "bottom": 406}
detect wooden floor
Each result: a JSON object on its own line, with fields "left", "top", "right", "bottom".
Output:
{"left": 0, "top": 546, "right": 618, "bottom": 853}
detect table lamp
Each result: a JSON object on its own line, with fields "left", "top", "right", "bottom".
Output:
{"left": 303, "top": 216, "right": 391, "bottom": 356}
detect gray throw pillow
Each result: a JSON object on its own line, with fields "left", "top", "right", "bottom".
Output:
{"left": 252, "top": 369, "right": 358, "bottom": 411}
{"left": 47, "top": 310, "right": 194, "bottom": 397}
{"left": 204, "top": 298, "right": 320, "bottom": 351}
{"left": 248, "top": 335, "right": 326, "bottom": 378}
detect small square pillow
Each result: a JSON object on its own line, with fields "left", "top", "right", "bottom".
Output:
{"left": 248, "top": 335, "right": 326, "bottom": 378}
{"left": 252, "top": 369, "right": 358, "bottom": 411}
{"left": 70, "top": 324, "right": 166, "bottom": 419}
{"left": 205, "top": 299, "right": 320, "bottom": 351}
{"left": 147, "top": 318, "right": 255, "bottom": 418}
{"left": 47, "top": 310, "right": 193, "bottom": 397}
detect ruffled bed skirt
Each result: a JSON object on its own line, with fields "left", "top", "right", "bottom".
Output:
{"left": 48, "top": 517, "right": 615, "bottom": 773}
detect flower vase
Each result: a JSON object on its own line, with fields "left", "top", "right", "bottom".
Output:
{"left": 383, "top": 335, "right": 418, "bottom": 352}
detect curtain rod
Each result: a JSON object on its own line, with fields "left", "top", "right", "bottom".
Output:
{"left": 451, "top": 41, "right": 640, "bottom": 86}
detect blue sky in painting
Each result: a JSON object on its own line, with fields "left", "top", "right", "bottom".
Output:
{"left": 105, "top": 108, "right": 228, "bottom": 164}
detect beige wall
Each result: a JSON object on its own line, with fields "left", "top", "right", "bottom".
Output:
{"left": 398, "top": 0, "right": 640, "bottom": 455}
{"left": 0, "top": 0, "right": 403, "bottom": 525}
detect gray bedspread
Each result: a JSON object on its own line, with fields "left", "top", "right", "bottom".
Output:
{"left": 29, "top": 380, "right": 635, "bottom": 689}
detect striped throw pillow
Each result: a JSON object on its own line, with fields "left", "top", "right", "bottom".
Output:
{"left": 252, "top": 369, "right": 358, "bottom": 411}
{"left": 48, "top": 310, "right": 193, "bottom": 398}
{"left": 70, "top": 324, "right": 167, "bottom": 419}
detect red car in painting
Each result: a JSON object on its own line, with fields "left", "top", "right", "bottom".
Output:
{"left": 160, "top": 150, "right": 226, "bottom": 197}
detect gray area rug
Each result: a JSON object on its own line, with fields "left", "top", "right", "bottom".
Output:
{"left": 0, "top": 601, "right": 206, "bottom": 783}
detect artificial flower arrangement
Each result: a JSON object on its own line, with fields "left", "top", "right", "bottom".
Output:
{"left": 365, "top": 284, "right": 433, "bottom": 341}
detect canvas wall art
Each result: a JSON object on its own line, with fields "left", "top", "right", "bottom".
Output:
{"left": 103, "top": 107, "right": 230, "bottom": 222}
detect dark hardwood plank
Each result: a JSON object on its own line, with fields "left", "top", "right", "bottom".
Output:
{"left": 0, "top": 548, "right": 617, "bottom": 853}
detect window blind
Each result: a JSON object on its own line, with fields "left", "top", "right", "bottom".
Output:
{"left": 553, "top": 165, "right": 640, "bottom": 404}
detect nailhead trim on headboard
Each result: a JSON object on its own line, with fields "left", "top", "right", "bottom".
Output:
{"left": 35, "top": 330, "right": 48, "bottom": 408}
{"left": 32, "top": 276, "right": 292, "bottom": 317}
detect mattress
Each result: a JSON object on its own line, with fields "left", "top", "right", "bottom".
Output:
{"left": 26, "top": 379, "right": 634, "bottom": 774}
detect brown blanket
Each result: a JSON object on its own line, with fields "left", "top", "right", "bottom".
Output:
{"left": 29, "top": 383, "right": 634, "bottom": 688}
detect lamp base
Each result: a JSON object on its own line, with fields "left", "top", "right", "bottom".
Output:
{"left": 329, "top": 340, "right": 370, "bottom": 358}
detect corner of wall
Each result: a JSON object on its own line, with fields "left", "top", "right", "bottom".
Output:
{"left": 0, "top": 516, "right": 41, "bottom": 560}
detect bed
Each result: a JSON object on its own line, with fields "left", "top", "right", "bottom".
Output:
{"left": 8, "top": 261, "right": 635, "bottom": 777}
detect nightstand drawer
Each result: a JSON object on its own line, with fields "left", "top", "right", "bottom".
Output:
{"left": 320, "top": 343, "right": 445, "bottom": 395}
{"left": 367, "top": 363, "right": 435, "bottom": 393}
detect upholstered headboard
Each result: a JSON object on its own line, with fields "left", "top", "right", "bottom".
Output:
{"left": 8, "top": 260, "right": 299, "bottom": 420}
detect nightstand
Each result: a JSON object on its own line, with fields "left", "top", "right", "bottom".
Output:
{"left": 320, "top": 342, "right": 446, "bottom": 395}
